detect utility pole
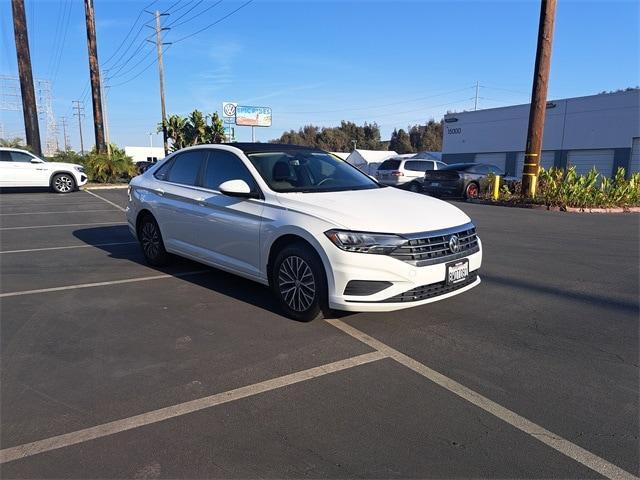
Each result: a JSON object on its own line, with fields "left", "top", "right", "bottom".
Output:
{"left": 72, "top": 100, "right": 85, "bottom": 154}
{"left": 474, "top": 81, "right": 480, "bottom": 111}
{"left": 83, "top": 0, "right": 106, "bottom": 154}
{"left": 60, "top": 116, "right": 69, "bottom": 151}
{"left": 101, "top": 85, "right": 112, "bottom": 157}
{"left": 148, "top": 132, "right": 154, "bottom": 148}
{"left": 522, "top": 0, "right": 557, "bottom": 197}
{"left": 148, "top": 10, "right": 170, "bottom": 155}
{"left": 11, "top": 0, "right": 41, "bottom": 156}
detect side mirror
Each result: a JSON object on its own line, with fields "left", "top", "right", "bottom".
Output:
{"left": 30, "top": 158, "right": 44, "bottom": 164}
{"left": 219, "top": 179, "right": 258, "bottom": 199}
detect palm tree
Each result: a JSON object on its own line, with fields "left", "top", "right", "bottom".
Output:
{"left": 163, "top": 115, "right": 187, "bottom": 151}
{"left": 187, "top": 110, "right": 207, "bottom": 146}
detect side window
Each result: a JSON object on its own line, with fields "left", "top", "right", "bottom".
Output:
{"left": 0, "top": 151, "right": 11, "bottom": 162}
{"left": 405, "top": 161, "right": 433, "bottom": 172}
{"left": 202, "top": 150, "right": 257, "bottom": 191}
{"left": 153, "top": 158, "right": 174, "bottom": 180}
{"left": 10, "top": 152, "right": 33, "bottom": 163}
{"left": 166, "top": 151, "right": 206, "bottom": 185}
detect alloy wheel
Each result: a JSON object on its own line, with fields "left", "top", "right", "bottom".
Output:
{"left": 54, "top": 175, "right": 74, "bottom": 193}
{"left": 141, "top": 221, "right": 161, "bottom": 259}
{"left": 278, "top": 255, "right": 316, "bottom": 312}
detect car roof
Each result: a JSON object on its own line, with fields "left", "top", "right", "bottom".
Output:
{"left": 0, "top": 147, "right": 32, "bottom": 153}
{"left": 222, "top": 143, "right": 326, "bottom": 154}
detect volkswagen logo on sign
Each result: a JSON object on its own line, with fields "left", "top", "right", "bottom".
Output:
{"left": 448, "top": 235, "right": 461, "bottom": 253}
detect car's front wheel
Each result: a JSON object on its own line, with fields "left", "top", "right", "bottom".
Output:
{"left": 272, "top": 243, "right": 327, "bottom": 322}
{"left": 51, "top": 173, "right": 76, "bottom": 193}
{"left": 138, "top": 214, "right": 169, "bottom": 266}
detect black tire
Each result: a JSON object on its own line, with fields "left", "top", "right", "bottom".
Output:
{"left": 408, "top": 182, "right": 421, "bottom": 193}
{"left": 51, "top": 173, "right": 76, "bottom": 193}
{"left": 271, "top": 242, "right": 328, "bottom": 322}
{"left": 465, "top": 182, "right": 480, "bottom": 199}
{"left": 138, "top": 214, "right": 169, "bottom": 266}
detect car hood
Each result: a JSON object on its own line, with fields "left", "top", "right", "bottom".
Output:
{"left": 275, "top": 187, "right": 471, "bottom": 234}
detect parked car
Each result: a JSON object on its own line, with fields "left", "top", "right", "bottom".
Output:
{"left": 136, "top": 161, "right": 156, "bottom": 175}
{"left": 0, "top": 148, "right": 87, "bottom": 193}
{"left": 376, "top": 157, "right": 447, "bottom": 192}
{"left": 423, "top": 163, "right": 515, "bottom": 199}
{"left": 127, "top": 144, "right": 482, "bottom": 321}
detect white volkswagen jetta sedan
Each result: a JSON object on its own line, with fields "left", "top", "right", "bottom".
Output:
{"left": 0, "top": 147, "right": 87, "bottom": 193}
{"left": 127, "top": 144, "right": 482, "bottom": 321}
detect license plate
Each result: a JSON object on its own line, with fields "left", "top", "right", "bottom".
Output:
{"left": 430, "top": 182, "right": 440, "bottom": 187}
{"left": 446, "top": 259, "right": 469, "bottom": 285}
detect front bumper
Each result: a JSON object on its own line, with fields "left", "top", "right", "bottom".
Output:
{"left": 74, "top": 171, "right": 88, "bottom": 186}
{"left": 325, "top": 236, "right": 482, "bottom": 312}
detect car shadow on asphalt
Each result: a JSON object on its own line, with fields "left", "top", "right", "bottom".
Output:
{"left": 73, "top": 225, "right": 296, "bottom": 319}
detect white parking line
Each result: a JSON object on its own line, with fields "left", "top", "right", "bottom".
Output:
{"left": 85, "top": 189, "right": 126, "bottom": 212}
{"left": 0, "top": 222, "right": 126, "bottom": 231}
{"left": 0, "top": 270, "right": 210, "bottom": 298}
{"left": 0, "top": 351, "right": 385, "bottom": 464}
{"left": 0, "top": 242, "right": 137, "bottom": 255}
{"left": 0, "top": 209, "right": 119, "bottom": 216}
{"left": 325, "top": 319, "right": 639, "bottom": 480}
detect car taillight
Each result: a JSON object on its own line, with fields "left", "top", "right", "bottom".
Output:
{"left": 391, "top": 171, "right": 403, "bottom": 176}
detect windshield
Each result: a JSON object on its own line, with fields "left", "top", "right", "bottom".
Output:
{"left": 246, "top": 150, "right": 381, "bottom": 193}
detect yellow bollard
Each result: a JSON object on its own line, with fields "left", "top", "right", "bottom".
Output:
{"left": 492, "top": 175, "right": 500, "bottom": 200}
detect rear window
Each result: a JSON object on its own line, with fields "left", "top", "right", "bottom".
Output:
{"left": 378, "top": 159, "right": 401, "bottom": 170}
{"left": 405, "top": 160, "right": 434, "bottom": 172}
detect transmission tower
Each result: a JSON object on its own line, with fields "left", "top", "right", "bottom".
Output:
{"left": 0, "top": 74, "right": 58, "bottom": 155}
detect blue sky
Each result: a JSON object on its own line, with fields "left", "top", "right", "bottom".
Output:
{"left": 1, "top": 0, "right": 638, "bottom": 150}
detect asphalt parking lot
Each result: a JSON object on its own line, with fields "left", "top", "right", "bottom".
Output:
{"left": 0, "top": 187, "right": 638, "bottom": 479}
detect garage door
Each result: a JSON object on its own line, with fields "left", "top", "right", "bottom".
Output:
{"left": 630, "top": 138, "right": 640, "bottom": 175}
{"left": 474, "top": 153, "right": 506, "bottom": 171}
{"left": 515, "top": 151, "right": 555, "bottom": 176}
{"left": 567, "top": 149, "right": 614, "bottom": 177}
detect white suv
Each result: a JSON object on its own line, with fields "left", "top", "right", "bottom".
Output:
{"left": 376, "top": 157, "right": 447, "bottom": 192}
{"left": 0, "top": 148, "right": 87, "bottom": 193}
{"left": 127, "top": 144, "right": 482, "bottom": 321}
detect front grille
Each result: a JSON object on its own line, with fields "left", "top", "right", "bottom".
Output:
{"left": 390, "top": 224, "right": 479, "bottom": 266}
{"left": 378, "top": 272, "right": 478, "bottom": 303}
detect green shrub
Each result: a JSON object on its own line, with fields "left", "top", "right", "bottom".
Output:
{"left": 84, "top": 144, "right": 137, "bottom": 183}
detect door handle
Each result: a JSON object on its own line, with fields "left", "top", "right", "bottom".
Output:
{"left": 156, "top": 188, "right": 165, "bottom": 196}
{"left": 196, "top": 197, "right": 206, "bottom": 205}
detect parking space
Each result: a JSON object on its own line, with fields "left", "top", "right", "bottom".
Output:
{"left": 1, "top": 188, "right": 638, "bottom": 478}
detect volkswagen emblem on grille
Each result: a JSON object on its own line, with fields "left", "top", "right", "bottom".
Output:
{"left": 448, "top": 235, "right": 461, "bottom": 253}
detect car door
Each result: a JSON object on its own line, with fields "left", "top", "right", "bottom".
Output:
{"left": 194, "top": 149, "right": 264, "bottom": 279}
{"left": 4, "top": 151, "right": 47, "bottom": 186}
{"left": 151, "top": 149, "right": 208, "bottom": 256}
{"left": 0, "top": 150, "right": 14, "bottom": 186}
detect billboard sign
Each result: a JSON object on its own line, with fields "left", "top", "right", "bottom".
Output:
{"left": 222, "top": 102, "right": 237, "bottom": 118}
{"left": 235, "top": 105, "right": 272, "bottom": 127}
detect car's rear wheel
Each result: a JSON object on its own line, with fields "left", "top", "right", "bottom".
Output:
{"left": 138, "top": 214, "right": 169, "bottom": 266}
{"left": 272, "top": 243, "right": 327, "bottom": 322}
{"left": 51, "top": 173, "right": 75, "bottom": 193}
{"left": 465, "top": 182, "right": 479, "bottom": 199}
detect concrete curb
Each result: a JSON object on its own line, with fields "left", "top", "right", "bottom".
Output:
{"left": 467, "top": 199, "right": 640, "bottom": 214}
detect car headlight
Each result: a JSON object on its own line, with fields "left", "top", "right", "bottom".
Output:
{"left": 325, "top": 229, "right": 405, "bottom": 254}
{"left": 74, "top": 166, "right": 85, "bottom": 173}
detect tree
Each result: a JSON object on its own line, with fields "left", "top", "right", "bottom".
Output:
{"left": 0, "top": 137, "right": 24, "bottom": 148}
{"left": 408, "top": 119, "right": 443, "bottom": 152}
{"left": 161, "top": 109, "right": 226, "bottom": 151}
{"left": 389, "top": 128, "right": 413, "bottom": 154}
{"left": 271, "top": 121, "right": 382, "bottom": 151}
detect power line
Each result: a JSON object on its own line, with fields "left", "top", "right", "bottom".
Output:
{"left": 167, "top": 0, "right": 199, "bottom": 15}
{"left": 47, "top": 0, "right": 68, "bottom": 76}
{"left": 101, "top": 0, "right": 159, "bottom": 67}
{"left": 51, "top": 0, "right": 74, "bottom": 85}
{"left": 172, "top": 0, "right": 254, "bottom": 43}
{"left": 168, "top": 0, "right": 221, "bottom": 28}
{"left": 107, "top": 45, "right": 171, "bottom": 88}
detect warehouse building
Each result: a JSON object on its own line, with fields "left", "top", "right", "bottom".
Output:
{"left": 442, "top": 89, "right": 639, "bottom": 177}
